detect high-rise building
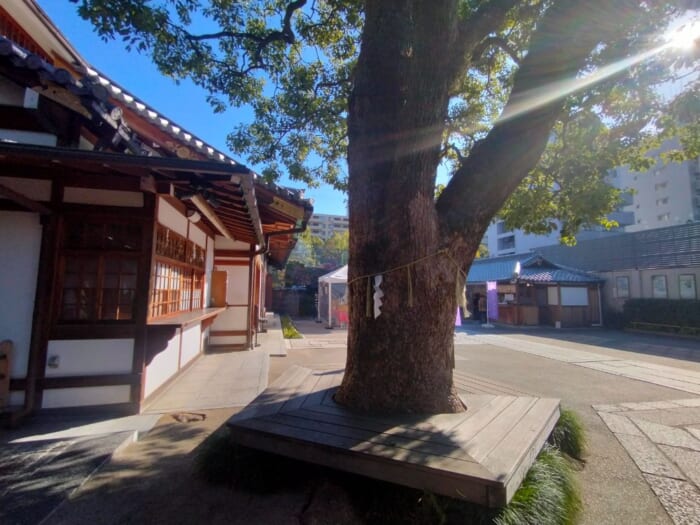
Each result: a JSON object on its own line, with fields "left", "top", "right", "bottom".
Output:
{"left": 481, "top": 139, "right": 699, "bottom": 257}
{"left": 611, "top": 140, "right": 700, "bottom": 231}
{"left": 308, "top": 213, "right": 349, "bottom": 240}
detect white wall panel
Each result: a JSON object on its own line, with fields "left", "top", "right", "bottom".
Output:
{"left": 180, "top": 324, "right": 201, "bottom": 367}
{"left": 560, "top": 287, "right": 589, "bottom": 306}
{"left": 211, "top": 307, "right": 248, "bottom": 331}
{"left": 189, "top": 224, "right": 207, "bottom": 248}
{"left": 157, "top": 197, "right": 188, "bottom": 237}
{"left": 215, "top": 236, "right": 250, "bottom": 250}
{"left": 0, "top": 211, "right": 41, "bottom": 379}
{"left": 223, "top": 266, "right": 250, "bottom": 305}
{"left": 44, "top": 339, "right": 134, "bottom": 377}
{"left": 42, "top": 386, "right": 131, "bottom": 408}
{"left": 0, "top": 177, "right": 51, "bottom": 201}
{"left": 144, "top": 331, "right": 181, "bottom": 398}
{"left": 209, "top": 335, "right": 247, "bottom": 345}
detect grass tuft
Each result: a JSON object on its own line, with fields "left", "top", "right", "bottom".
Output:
{"left": 494, "top": 445, "right": 581, "bottom": 525}
{"left": 281, "top": 315, "right": 303, "bottom": 339}
{"left": 548, "top": 408, "right": 587, "bottom": 460}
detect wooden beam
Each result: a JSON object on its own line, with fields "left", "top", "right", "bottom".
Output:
{"left": 0, "top": 183, "right": 51, "bottom": 214}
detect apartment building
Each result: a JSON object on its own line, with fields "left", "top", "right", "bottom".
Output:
{"left": 308, "top": 213, "right": 349, "bottom": 240}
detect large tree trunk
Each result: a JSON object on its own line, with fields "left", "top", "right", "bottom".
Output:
{"left": 335, "top": 1, "right": 471, "bottom": 413}
{"left": 335, "top": 0, "right": 624, "bottom": 414}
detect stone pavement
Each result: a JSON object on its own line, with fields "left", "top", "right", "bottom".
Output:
{"left": 9, "top": 319, "right": 700, "bottom": 524}
{"left": 2, "top": 318, "right": 278, "bottom": 525}
{"left": 455, "top": 326, "right": 700, "bottom": 524}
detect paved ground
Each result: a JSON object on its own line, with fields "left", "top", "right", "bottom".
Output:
{"left": 4, "top": 319, "right": 700, "bottom": 524}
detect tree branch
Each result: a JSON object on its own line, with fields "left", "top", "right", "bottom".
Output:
{"left": 446, "top": 0, "right": 520, "bottom": 84}
{"left": 437, "top": 0, "right": 638, "bottom": 236}
{"left": 471, "top": 36, "right": 521, "bottom": 65}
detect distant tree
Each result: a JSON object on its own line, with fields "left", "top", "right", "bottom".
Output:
{"left": 288, "top": 230, "right": 324, "bottom": 267}
{"left": 77, "top": 0, "right": 698, "bottom": 413}
{"left": 318, "top": 230, "right": 349, "bottom": 268}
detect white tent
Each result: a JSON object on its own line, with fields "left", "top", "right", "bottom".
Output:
{"left": 317, "top": 265, "right": 348, "bottom": 328}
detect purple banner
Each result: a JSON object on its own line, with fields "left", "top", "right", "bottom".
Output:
{"left": 486, "top": 281, "right": 499, "bottom": 321}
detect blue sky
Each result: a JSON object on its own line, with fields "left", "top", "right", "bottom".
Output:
{"left": 36, "top": 2, "right": 348, "bottom": 215}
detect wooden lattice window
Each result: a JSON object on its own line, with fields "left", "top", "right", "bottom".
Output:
{"left": 59, "top": 217, "right": 142, "bottom": 323}
{"left": 60, "top": 256, "right": 138, "bottom": 321}
{"left": 150, "top": 224, "right": 206, "bottom": 319}
{"left": 149, "top": 261, "right": 204, "bottom": 318}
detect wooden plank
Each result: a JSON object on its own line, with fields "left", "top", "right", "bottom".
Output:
{"left": 229, "top": 365, "right": 313, "bottom": 423}
{"left": 449, "top": 396, "right": 519, "bottom": 445}
{"left": 466, "top": 397, "right": 539, "bottom": 463}
{"left": 232, "top": 416, "right": 491, "bottom": 476}
{"left": 484, "top": 399, "right": 560, "bottom": 503}
{"left": 258, "top": 411, "right": 479, "bottom": 464}
{"left": 280, "top": 371, "right": 325, "bottom": 412}
{"left": 229, "top": 424, "right": 500, "bottom": 507}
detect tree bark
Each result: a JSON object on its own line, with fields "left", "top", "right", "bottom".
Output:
{"left": 336, "top": 0, "right": 636, "bottom": 414}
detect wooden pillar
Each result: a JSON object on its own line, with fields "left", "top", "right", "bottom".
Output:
{"left": 131, "top": 193, "right": 156, "bottom": 410}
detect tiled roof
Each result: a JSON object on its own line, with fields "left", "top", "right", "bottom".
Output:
{"left": 467, "top": 253, "right": 602, "bottom": 284}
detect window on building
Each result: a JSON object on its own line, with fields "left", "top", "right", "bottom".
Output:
{"left": 616, "top": 276, "right": 630, "bottom": 299}
{"left": 654, "top": 182, "right": 668, "bottom": 191}
{"left": 496, "top": 221, "right": 512, "bottom": 235}
{"left": 59, "top": 218, "right": 141, "bottom": 322}
{"left": 657, "top": 213, "right": 670, "bottom": 221}
{"left": 497, "top": 235, "right": 515, "bottom": 251}
{"left": 149, "top": 224, "right": 205, "bottom": 318}
{"left": 680, "top": 275, "right": 697, "bottom": 300}
{"left": 651, "top": 275, "right": 668, "bottom": 298}
{"left": 655, "top": 197, "right": 668, "bottom": 206}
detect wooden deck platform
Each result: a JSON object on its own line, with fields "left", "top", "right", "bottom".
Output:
{"left": 227, "top": 366, "right": 559, "bottom": 507}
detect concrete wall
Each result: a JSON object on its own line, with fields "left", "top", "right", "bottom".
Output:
{"left": 604, "top": 267, "right": 700, "bottom": 312}
{"left": 42, "top": 386, "right": 131, "bottom": 409}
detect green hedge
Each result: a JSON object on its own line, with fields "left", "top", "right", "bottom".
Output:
{"left": 623, "top": 299, "right": 700, "bottom": 330}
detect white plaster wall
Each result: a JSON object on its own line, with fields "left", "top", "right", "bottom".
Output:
{"left": 209, "top": 335, "right": 247, "bottom": 345}
{"left": 223, "top": 266, "right": 250, "bottom": 305}
{"left": 0, "top": 212, "right": 41, "bottom": 379}
{"left": 189, "top": 224, "right": 207, "bottom": 248}
{"left": 211, "top": 306, "right": 247, "bottom": 331}
{"left": 44, "top": 339, "right": 134, "bottom": 377}
{"left": 0, "top": 177, "right": 51, "bottom": 201}
{"left": 42, "top": 386, "right": 131, "bottom": 409}
{"left": 157, "top": 197, "right": 188, "bottom": 237}
{"left": 144, "top": 330, "right": 181, "bottom": 398}
{"left": 180, "top": 324, "right": 202, "bottom": 367}
{"left": 215, "top": 236, "right": 250, "bottom": 250}
{"left": 63, "top": 188, "right": 143, "bottom": 207}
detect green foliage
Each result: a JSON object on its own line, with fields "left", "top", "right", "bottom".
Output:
{"left": 623, "top": 299, "right": 700, "bottom": 330}
{"left": 494, "top": 446, "right": 581, "bottom": 525}
{"left": 288, "top": 230, "right": 324, "bottom": 267}
{"left": 281, "top": 315, "right": 303, "bottom": 339}
{"left": 316, "top": 230, "right": 349, "bottom": 268}
{"left": 74, "top": 0, "right": 698, "bottom": 244}
{"left": 548, "top": 409, "right": 586, "bottom": 461}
